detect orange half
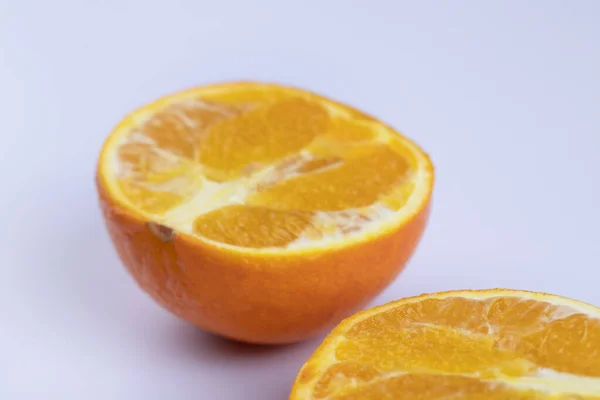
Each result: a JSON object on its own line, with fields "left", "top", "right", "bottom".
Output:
{"left": 96, "top": 82, "right": 434, "bottom": 343}
{"left": 291, "top": 289, "right": 600, "bottom": 399}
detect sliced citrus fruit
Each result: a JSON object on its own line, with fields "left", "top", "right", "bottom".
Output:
{"left": 290, "top": 289, "right": 600, "bottom": 399}
{"left": 96, "top": 82, "right": 433, "bottom": 344}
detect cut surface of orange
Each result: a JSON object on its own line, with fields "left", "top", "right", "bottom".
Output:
{"left": 290, "top": 289, "right": 600, "bottom": 399}
{"left": 96, "top": 82, "right": 433, "bottom": 343}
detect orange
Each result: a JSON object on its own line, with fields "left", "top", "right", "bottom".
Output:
{"left": 96, "top": 82, "right": 434, "bottom": 344}
{"left": 290, "top": 289, "right": 600, "bottom": 399}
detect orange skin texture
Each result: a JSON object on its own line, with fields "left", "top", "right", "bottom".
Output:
{"left": 97, "top": 178, "right": 431, "bottom": 344}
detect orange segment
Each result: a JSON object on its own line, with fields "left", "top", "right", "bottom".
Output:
{"left": 96, "top": 82, "right": 433, "bottom": 344}
{"left": 313, "top": 362, "right": 380, "bottom": 398}
{"left": 248, "top": 145, "right": 411, "bottom": 211}
{"left": 116, "top": 139, "right": 189, "bottom": 180}
{"left": 326, "top": 119, "right": 377, "bottom": 142}
{"left": 193, "top": 205, "right": 313, "bottom": 248}
{"left": 139, "top": 99, "right": 239, "bottom": 158}
{"left": 518, "top": 313, "right": 600, "bottom": 377}
{"left": 291, "top": 290, "right": 600, "bottom": 399}
{"left": 326, "top": 374, "right": 543, "bottom": 400}
{"left": 339, "top": 323, "right": 534, "bottom": 378}
{"left": 197, "top": 98, "right": 330, "bottom": 181}
{"left": 118, "top": 181, "right": 187, "bottom": 214}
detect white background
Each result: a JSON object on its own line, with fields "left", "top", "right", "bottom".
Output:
{"left": 1, "top": 1, "right": 599, "bottom": 398}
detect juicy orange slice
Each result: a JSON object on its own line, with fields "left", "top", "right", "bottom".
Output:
{"left": 290, "top": 289, "right": 600, "bottom": 399}
{"left": 96, "top": 82, "right": 433, "bottom": 343}
{"left": 98, "top": 82, "right": 432, "bottom": 251}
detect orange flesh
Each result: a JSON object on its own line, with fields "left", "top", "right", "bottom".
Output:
{"left": 111, "top": 88, "right": 419, "bottom": 249}
{"left": 193, "top": 205, "right": 313, "bottom": 248}
{"left": 197, "top": 98, "right": 330, "bottom": 181}
{"left": 294, "top": 292, "right": 600, "bottom": 399}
